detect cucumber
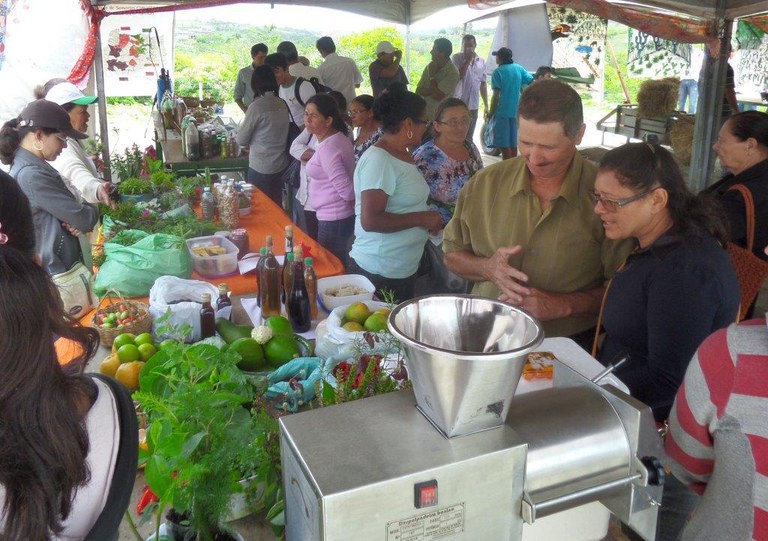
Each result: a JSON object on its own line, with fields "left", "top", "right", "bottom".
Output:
{"left": 215, "top": 318, "right": 254, "bottom": 344}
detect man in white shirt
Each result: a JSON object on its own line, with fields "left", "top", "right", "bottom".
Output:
{"left": 316, "top": 36, "right": 363, "bottom": 105}
{"left": 265, "top": 52, "right": 317, "bottom": 129}
{"left": 234, "top": 43, "right": 268, "bottom": 113}
{"left": 452, "top": 35, "right": 488, "bottom": 142}
{"left": 276, "top": 41, "right": 324, "bottom": 84}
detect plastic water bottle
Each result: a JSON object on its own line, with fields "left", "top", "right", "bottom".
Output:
{"left": 201, "top": 187, "right": 215, "bottom": 221}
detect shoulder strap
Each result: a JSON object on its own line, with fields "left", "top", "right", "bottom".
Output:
{"left": 83, "top": 374, "right": 139, "bottom": 541}
{"left": 294, "top": 77, "right": 307, "bottom": 106}
{"left": 727, "top": 183, "right": 756, "bottom": 251}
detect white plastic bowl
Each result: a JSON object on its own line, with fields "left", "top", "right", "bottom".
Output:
{"left": 317, "top": 274, "right": 375, "bottom": 311}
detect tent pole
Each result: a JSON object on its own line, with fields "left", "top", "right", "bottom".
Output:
{"left": 688, "top": 2, "right": 731, "bottom": 192}
{"left": 93, "top": 16, "right": 112, "bottom": 182}
{"left": 405, "top": 1, "right": 411, "bottom": 79}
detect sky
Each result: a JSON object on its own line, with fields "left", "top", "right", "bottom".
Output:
{"left": 175, "top": 2, "right": 500, "bottom": 32}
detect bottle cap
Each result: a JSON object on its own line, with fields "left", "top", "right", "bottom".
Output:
{"left": 285, "top": 225, "right": 293, "bottom": 235}
{"left": 286, "top": 252, "right": 294, "bottom": 261}
{"left": 293, "top": 245, "right": 303, "bottom": 255}
{"left": 266, "top": 235, "right": 273, "bottom": 245}
{"left": 260, "top": 247, "right": 267, "bottom": 255}
{"left": 218, "top": 284, "right": 228, "bottom": 293}
{"left": 201, "top": 293, "right": 211, "bottom": 302}
{"left": 305, "top": 257, "right": 313, "bottom": 265}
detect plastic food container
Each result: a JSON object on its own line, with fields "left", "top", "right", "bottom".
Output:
{"left": 186, "top": 235, "right": 239, "bottom": 277}
{"left": 316, "top": 274, "right": 376, "bottom": 311}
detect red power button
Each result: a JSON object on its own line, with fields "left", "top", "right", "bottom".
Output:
{"left": 414, "top": 480, "right": 438, "bottom": 508}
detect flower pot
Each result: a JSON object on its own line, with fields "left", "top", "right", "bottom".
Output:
{"left": 223, "top": 476, "right": 265, "bottom": 522}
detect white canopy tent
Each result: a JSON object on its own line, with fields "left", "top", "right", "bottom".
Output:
{"left": 84, "top": 1, "right": 768, "bottom": 185}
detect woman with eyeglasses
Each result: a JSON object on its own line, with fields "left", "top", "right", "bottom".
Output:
{"left": 593, "top": 143, "right": 738, "bottom": 425}
{"left": 0, "top": 100, "right": 98, "bottom": 276}
{"left": 348, "top": 84, "right": 442, "bottom": 302}
{"left": 414, "top": 98, "right": 483, "bottom": 228}
{"left": 349, "top": 95, "right": 382, "bottom": 161}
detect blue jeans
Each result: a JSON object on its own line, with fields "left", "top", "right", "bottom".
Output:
{"left": 678, "top": 79, "right": 698, "bottom": 114}
{"left": 318, "top": 216, "right": 354, "bottom": 267}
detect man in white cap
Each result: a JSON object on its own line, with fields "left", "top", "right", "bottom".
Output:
{"left": 368, "top": 41, "right": 408, "bottom": 99}
{"left": 44, "top": 80, "right": 115, "bottom": 208}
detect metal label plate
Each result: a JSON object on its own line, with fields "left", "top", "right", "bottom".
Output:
{"left": 386, "top": 503, "right": 465, "bottom": 540}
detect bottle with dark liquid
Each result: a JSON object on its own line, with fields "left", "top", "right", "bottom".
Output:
{"left": 282, "top": 251, "right": 295, "bottom": 311}
{"left": 287, "top": 257, "right": 311, "bottom": 332}
{"left": 260, "top": 236, "right": 281, "bottom": 318}
{"left": 216, "top": 283, "right": 232, "bottom": 320}
{"left": 304, "top": 256, "right": 318, "bottom": 321}
{"left": 200, "top": 293, "right": 216, "bottom": 338}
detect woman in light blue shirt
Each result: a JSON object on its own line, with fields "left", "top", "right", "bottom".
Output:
{"left": 348, "top": 84, "right": 442, "bottom": 302}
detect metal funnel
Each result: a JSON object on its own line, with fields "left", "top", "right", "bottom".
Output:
{"left": 388, "top": 295, "right": 544, "bottom": 438}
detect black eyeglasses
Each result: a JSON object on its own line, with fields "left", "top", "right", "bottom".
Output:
{"left": 54, "top": 134, "right": 68, "bottom": 143}
{"left": 591, "top": 189, "right": 656, "bottom": 212}
{"left": 412, "top": 118, "right": 431, "bottom": 126}
{"left": 435, "top": 118, "right": 471, "bottom": 128}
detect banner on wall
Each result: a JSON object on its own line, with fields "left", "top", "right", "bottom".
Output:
{"left": 547, "top": 5, "right": 606, "bottom": 88}
{"left": 100, "top": 13, "right": 174, "bottom": 98}
{"left": 627, "top": 30, "right": 691, "bottom": 79}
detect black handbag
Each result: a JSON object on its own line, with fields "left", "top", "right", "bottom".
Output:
{"left": 281, "top": 99, "right": 303, "bottom": 189}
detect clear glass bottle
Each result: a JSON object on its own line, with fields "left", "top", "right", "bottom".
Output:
{"left": 200, "top": 293, "right": 216, "bottom": 338}
{"left": 304, "top": 256, "right": 318, "bottom": 321}
{"left": 284, "top": 225, "right": 294, "bottom": 256}
{"left": 255, "top": 246, "right": 267, "bottom": 307}
{"left": 287, "top": 257, "right": 311, "bottom": 332}
{"left": 219, "top": 181, "right": 240, "bottom": 230}
{"left": 260, "top": 236, "right": 281, "bottom": 318}
{"left": 185, "top": 121, "right": 199, "bottom": 161}
{"left": 201, "top": 186, "right": 215, "bottom": 221}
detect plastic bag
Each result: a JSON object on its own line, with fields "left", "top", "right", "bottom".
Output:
{"left": 314, "top": 300, "right": 388, "bottom": 359}
{"left": 148, "top": 276, "right": 221, "bottom": 342}
{"left": 94, "top": 231, "right": 192, "bottom": 297}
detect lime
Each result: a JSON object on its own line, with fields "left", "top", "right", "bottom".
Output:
{"left": 229, "top": 338, "right": 266, "bottom": 371}
{"left": 265, "top": 315, "right": 293, "bottom": 336}
{"left": 364, "top": 312, "right": 389, "bottom": 333}
{"left": 375, "top": 308, "right": 391, "bottom": 317}
{"left": 134, "top": 333, "right": 155, "bottom": 347}
{"left": 342, "top": 321, "right": 364, "bottom": 332}
{"left": 137, "top": 343, "right": 158, "bottom": 362}
{"left": 345, "top": 302, "right": 371, "bottom": 325}
{"left": 116, "top": 343, "right": 140, "bottom": 363}
{"left": 264, "top": 335, "right": 301, "bottom": 368}
{"left": 112, "top": 333, "right": 136, "bottom": 350}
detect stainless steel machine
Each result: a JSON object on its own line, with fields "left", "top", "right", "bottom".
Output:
{"left": 280, "top": 295, "right": 665, "bottom": 540}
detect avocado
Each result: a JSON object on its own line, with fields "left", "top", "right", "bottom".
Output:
{"left": 228, "top": 338, "right": 265, "bottom": 371}
{"left": 215, "top": 318, "right": 254, "bottom": 344}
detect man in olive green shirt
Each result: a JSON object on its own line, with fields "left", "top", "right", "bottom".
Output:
{"left": 416, "top": 38, "right": 460, "bottom": 121}
{"left": 443, "top": 79, "right": 631, "bottom": 342}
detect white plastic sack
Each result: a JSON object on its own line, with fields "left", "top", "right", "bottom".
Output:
{"left": 314, "top": 300, "right": 388, "bottom": 359}
{"left": 149, "top": 276, "right": 224, "bottom": 342}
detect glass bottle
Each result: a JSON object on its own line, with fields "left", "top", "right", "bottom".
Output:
{"left": 304, "top": 256, "right": 318, "bottom": 321}
{"left": 284, "top": 225, "right": 294, "bottom": 256}
{"left": 229, "top": 228, "right": 249, "bottom": 260}
{"left": 200, "top": 293, "right": 216, "bottom": 338}
{"left": 201, "top": 187, "right": 215, "bottom": 221}
{"left": 255, "top": 247, "right": 267, "bottom": 307}
{"left": 282, "top": 251, "right": 295, "bottom": 311}
{"left": 260, "top": 237, "right": 281, "bottom": 318}
{"left": 287, "top": 257, "right": 311, "bottom": 332}
{"left": 219, "top": 181, "right": 240, "bottom": 230}
{"left": 216, "top": 283, "right": 232, "bottom": 320}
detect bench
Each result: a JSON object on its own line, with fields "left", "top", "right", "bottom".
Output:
{"left": 596, "top": 104, "right": 671, "bottom": 146}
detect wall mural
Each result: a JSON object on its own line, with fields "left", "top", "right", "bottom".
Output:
{"left": 734, "top": 21, "right": 768, "bottom": 95}
{"left": 627, "top": 30, "right": 689, "bottom": 79}
{"left": 546, "top": 5, "right": 607, "bottom": 85}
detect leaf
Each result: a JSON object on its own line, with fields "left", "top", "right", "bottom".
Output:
{"left": 145, "top": 455, "right": 174, "bottom": 501}
{"left": 180, "top": 431, "right": 206, "bottom": 457}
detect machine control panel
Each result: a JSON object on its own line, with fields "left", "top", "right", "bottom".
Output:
{"left": 414, "top": 480, "right": 438, "bottom": 508}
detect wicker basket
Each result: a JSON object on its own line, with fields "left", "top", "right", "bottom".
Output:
{"left": 92, "top": 290, "right": 152, "bottom": 347}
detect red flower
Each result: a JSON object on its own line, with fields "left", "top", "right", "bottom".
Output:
{"left": 136, "top": 485, "right": 158, "bottom": 514}
{"left": 129, "top": 46, "right": 139, "bottom": 57}
{"left": 334, "top": 362, "right": 352, "bottom": 381}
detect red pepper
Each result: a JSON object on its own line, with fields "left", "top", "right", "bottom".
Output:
{"left": 136, "top": 485, "right": 158, "bottom": 515}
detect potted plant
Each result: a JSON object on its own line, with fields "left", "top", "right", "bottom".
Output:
{"left": 118, "top": 176, "right": 154, "bottom": 203}
{"left": 134, "top": 340, "right": 263, "bottom": 541}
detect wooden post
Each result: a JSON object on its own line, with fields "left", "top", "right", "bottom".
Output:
{"left": 607, "top": 39, "right": 631, "bottom": 104}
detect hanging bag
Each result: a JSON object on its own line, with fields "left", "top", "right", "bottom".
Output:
{"left": 725, "top": 184, "right": 768, "bottom": 321}
{"left": 280, "top": 99, "right": 302, "bottom": 189}
{"left": 52, "top": 261, "right": 96, "bottom": 319}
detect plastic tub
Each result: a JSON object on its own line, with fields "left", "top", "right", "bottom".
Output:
{"left": 186, "top": 235, "right": 239, "bottom": 277}
{"left": 316, "top": 274, "right": 375, "bottom": 311}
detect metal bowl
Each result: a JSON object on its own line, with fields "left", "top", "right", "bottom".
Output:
{"left": 388, "top": 294, "right": 544, "bottom": 437}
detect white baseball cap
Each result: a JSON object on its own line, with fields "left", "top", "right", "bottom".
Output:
{"left": 45, "top": 81, "right": 98, "bottom": 106}
{"left": 376, "top": 41, "right": 396, "bottom": 55}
